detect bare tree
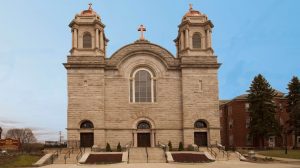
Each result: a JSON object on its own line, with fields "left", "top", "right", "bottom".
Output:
{"left": 6, "top": 128, "right": 37, "bottom": 144}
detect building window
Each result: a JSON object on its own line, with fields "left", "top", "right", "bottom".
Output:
{"left": 80, "top": 120, "right": 94, "bottom": 128}
{"left": 228, "top": 106, "right": 232, "bottom": 116}
{"left": 194, "top": 120, "right": 207, "bottom": 128}
{"left": 137, "top": 121, "right": 151, "bottom": 129}
{"left": 130, "top": 68, "right": 156, "bottom": 103}
{"left": 245, "top": 103, "right": 250, "bottom": 112}
{"left": 229, "top": 135, "right": 234, "bottom": 146}
{"left": 246, "top": 134, "right": 252, "bottom": 145}
{"left": 83, "top": 32, "right": 92, "bottom": 48}
{"left": 192, "top": 32, "right": 201, "bottom": 49}
{"left": 246, "top": 118, "right": 250, "bottom": 128}
{"left": 229, "top": 119, "right": 233, "bottom": 129}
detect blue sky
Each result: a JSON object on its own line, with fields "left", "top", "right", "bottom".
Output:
{"left": 0, "top": 0, "right": 299, "bottom": 141}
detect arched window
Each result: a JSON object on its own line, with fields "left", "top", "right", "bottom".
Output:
{"left": 194, "top": 120, "right": 207, "bottom": 128}
{"left": 80, "top": 120, "right": 94, "bottom": 129}
{"left": 130, "top": 68, "right": 156, "bottom": 103}
{"left": 83, "top": 32, "right": 92, "bottom": 48}
{"left": 192, "top": 33, "right": 201, "bottom": 49}
{"left": 137, "top": 121, "right": 151, "bottom": 129}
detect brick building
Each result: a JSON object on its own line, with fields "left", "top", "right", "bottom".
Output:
{"left": 220, "top": 91, "right": 299, "bottom": 149}
{"left": 64, "top": 5, "right": 221, "bottom": 149}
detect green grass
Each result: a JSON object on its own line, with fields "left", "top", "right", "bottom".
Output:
{"left": 0, "top": 154, "right": 41, "bottom": 168}
{"left": 257, "top": 150, "right": 300, "bottom": 159}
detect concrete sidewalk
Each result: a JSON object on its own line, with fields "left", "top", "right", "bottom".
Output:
{"left": 256, "top": 154, "right": 300, "bottom": 162}
{"left": 40, "top": 160, "right": 300, "bottom": 168}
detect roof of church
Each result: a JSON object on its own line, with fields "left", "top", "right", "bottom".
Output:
{"left": 233, "top": 90, "right": 286, "bottom": 100}
{"left": 79, "top": 3, "right": 99, "bottom": 17}
{"left": 183, "top": 4, "right": 202, "bottom": 17}
{"left": 107, "top": 40, "right": 178, "bottom": 68}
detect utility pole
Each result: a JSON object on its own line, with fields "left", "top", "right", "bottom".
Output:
{"left": 0, "top": 127, "right": 2, "bottom": 139}
{"left": 59, "top": 131, "right": 62, "bottom": 145}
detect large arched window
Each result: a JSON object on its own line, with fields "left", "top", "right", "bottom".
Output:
{"left": 130, "top": 68, "right": 156, "bottom": 103}
{"left": 80, "top": 120, "right": 94, "bottom": 129}
{"left": 137, "top": 121, "right": 151, "bottom": 129}
{"left": 83, "top": 32, "right": 92, "bottom": 48}
{"left": 194, "top": 120, "right": 207, "bottom": 128}
{"left": 192, "top": 33, "right": 201, "bottom": 49}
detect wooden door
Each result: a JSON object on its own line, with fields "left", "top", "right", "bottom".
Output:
{"left": 80, "top": 133, "right": 94, "bottom": 147}
{"left": 137, "top": 133, "right": 151, "bottom": 147}
{"left": 194, "top": 132, "right": 208, "bottom": 146}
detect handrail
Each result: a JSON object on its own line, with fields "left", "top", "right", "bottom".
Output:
{"left": 125, "top": 141, "right": 132, "bottom": 164}
{"left": 207, "top": 145, "right": 217, "bottom": 159}
{"left": 76, "top": 148, "right": 83, "bottom": 162}
{"left": 51, "top": 150, "right": 59, "bottom": 164}
{"left": 125, "top": 141, "right": 132, "bottom": 150}
{"left": 157, "top": 141, "right": 167, "bottom": 151}
{"left": 145, "top": 147, "right": 149, "bottom": 163}
{"left": 63, "top": 147, "right": 73, "bottom": 164}
{"left": 217, "top": 143, "right": 229, "bottom": 160}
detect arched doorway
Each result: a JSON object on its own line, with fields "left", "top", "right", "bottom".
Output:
{"left": 137, "top": 121, "right": 151, "bottom": 147}
{"left": 194, "top": 120, "right": 208, "bottom": 146}
{"left": 80, "top": 120, "right": 94, "bottom": 147}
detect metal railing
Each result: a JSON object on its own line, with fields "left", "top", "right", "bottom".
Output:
{"left": 63, "top": 147, "right": 74, "bottom": 164}
{"left": 51, "top": 150, "right": 59, "bottom": 164}
{"left": 157, "top": 141, "right": 167, "bottom": 151}
{"left": 76, "top": 147, "right": 84, "bottom": 162}
{"left": 217, "top": 143, "right": 229, "bottom": 160}
{"left": 145, "top": 147, "right": 149, "bottom": 163}
{"left": 125, "top": 141, "right": 132, "bottom": 164}
{"left": 207, "top": 145, "right": 217, "bottom": 159}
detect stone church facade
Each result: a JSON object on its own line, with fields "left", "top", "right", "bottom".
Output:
{"left": 64, "top": 5, "right": 221, "bottom": 149}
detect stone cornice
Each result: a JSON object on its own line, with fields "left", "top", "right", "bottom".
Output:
{"left": 63, "top": 63, "right": 105, "bottom": 69}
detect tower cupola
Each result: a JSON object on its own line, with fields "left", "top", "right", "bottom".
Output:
{"left": 69, "top": 3, "right": 108, "bottom": 57}
{"left": 175, "top": 4, "right": 214, "bottom": 57}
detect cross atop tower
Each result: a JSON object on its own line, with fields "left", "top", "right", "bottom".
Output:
{"left": 88, "top": 3, "right": 93, "bottom": 10}
{"left": 189, "top": 4, "right": 193, "bottom": 11}
{"left": 138, "top": 24, "right": 146, "bottom": 40}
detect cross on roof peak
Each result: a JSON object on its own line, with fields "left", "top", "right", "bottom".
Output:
{"left": 88, "top": 3, "right": 93, "bottom": 10}
{"left": 138, "top": 24, "right": 146, "bottom": 40}
{"left": 189, "top": 4, "right": 193, "bottom": 11}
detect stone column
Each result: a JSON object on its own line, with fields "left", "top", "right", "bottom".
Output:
{"left": 100, "top": 31, "right": 104, "bottom": 50}
{"left": 72, "top": 29, "right": 74, "bottom": 48}
{"left": 95, "top": 29, "right": 99, "bottom": 49}
{"left": 151, "top": 131, "right": 155, "bottom": 147}
{"left": 185, "top": 29, "right": 189, "bottom": 49}
{"left": 180, "top": 31, "right": 184, "bottom": 50}
{"left": 74, "top": 29, "right": 78, "bottom": 48}
{"left": 133, "top": 131, "right": 137, "bottom": 147}
{"left": 207, "top": 29, "right": 211, "bottom": 48}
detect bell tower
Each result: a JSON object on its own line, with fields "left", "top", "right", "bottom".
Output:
{"left": 65, "top": 4, "right": 107, "bottom": 148}
{"left": 175, "top": 4, "right": 214, "bottom": 57}
{"left": 176, "top": 5, "right": 221, "bottom": 147}
{"left": 69, "top": 3, "right": 108, "bottom": 60}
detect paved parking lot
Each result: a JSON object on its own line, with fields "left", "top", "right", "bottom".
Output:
{"left": 41, "top": 161, "right": 300, "bottom": 168}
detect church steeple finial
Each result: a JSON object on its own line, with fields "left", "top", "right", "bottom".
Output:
{"left": 189, "top": 4, "right": 193, "bottom": 11}
{"left": 138, "top": 24, "right": 146, "bottom": 40}
{"left": 88, "top": 3, "right": 93, "bottom": 10}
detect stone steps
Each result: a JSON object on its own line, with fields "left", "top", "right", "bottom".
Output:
{"left": 147, "top": 148, "right": 166, "bottom": 163}
{"left": 128, "top": 147, "right": 166, "bottom": 163}
{"left": 128, "top": 147, "right": 147, "bottom": 163}
{"left": 53, "top": 149, "right": 81, "bottom": 164}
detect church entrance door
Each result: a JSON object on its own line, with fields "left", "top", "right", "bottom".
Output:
{"left": 137, "top": 133, "right": 151, "bottom": 147}
{"left": 80, "top": 133, "right": 94, "bottom": 147}
{"left": 194, "top": 132, "right": 208, "bottom": 146}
